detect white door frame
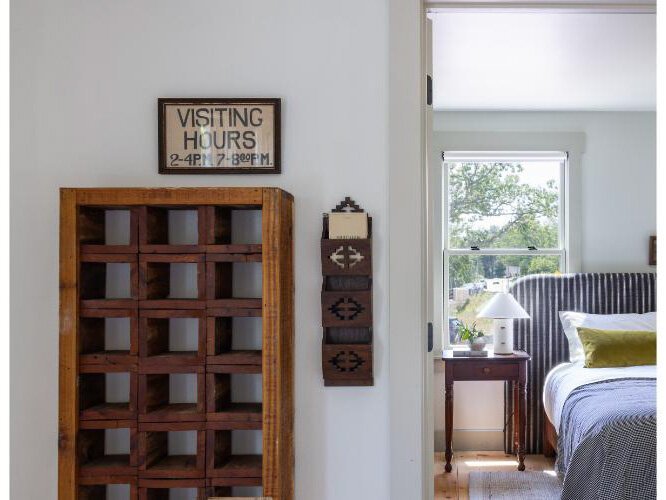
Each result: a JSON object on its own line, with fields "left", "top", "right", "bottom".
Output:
{"left": 388, "top": 0, "right": 430, "bottom": 499}
{"left": 388, "top": 2, "right": 628, "bottom": 499}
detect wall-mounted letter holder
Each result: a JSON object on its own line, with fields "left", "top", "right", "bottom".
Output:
{"left": 321, "top": 197, "right": 373, "bottom": 386}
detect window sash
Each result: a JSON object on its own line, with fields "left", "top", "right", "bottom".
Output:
{"left": 446, "top": 248, "right": 564, "bottom": 256}
{"left": 443, "top": 151, "right": 568, "bottom": 162}
{"left": 444, "top": 156, "right": 567, "bottom": 251}
{"left": 442, "top": 152, "right": 569, "bottom": 349}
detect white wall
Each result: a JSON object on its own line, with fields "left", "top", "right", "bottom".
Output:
{"left": 433, "top": 111, "right": 656, "bottom": 451}
{"left": 10, "top": 1, "right": 390, "bottom": 499}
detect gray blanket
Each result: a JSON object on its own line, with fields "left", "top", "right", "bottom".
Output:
{"left": 557, "top": 378, "right": 656, "bottom": 500}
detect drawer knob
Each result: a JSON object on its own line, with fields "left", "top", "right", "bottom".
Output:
{"left": 483, "top": 367, "right": 491, "bottom": 374}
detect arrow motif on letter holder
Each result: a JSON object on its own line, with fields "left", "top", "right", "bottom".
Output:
{"left": 328, "top": 297, "right": 364, "bottom": 321}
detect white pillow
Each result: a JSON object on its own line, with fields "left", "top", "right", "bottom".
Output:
{"left": 558, "top": 311, "right": 657, "bottom": 362}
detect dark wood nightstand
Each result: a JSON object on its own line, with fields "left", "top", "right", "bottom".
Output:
{"left": 442, "top": 349, "right": 530, "bottom": 472}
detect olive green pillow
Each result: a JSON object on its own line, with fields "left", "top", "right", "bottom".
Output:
{"left": 577, "top": 327, "right": 656, "bottom": 368}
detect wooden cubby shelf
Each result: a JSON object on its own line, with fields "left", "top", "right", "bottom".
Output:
{"left": 206, "top": 403, "right": 263, "bottom": 429}
{"left": 80, "top": 253, "right": 138, "bottom": 309}
{"left": 206, "top": 244, "right": 263, "bottom": 260}
{"left": 206, "top": 371, "right": 263, "bottom": 427}
{"left": 78, "top": 420, "right": 137, "bottom": 477}
{"left": 138, "top": 366, "right": 205, "bottom": 423}
{"left": 138, "top": 254, "right": 205, "bottom": 309}
{"left": 79, "top": 475, "right": 138, "bottom": 500}
{"left": 207, "top": 350, "right": 262, "bottom": 369}
{"left": 79, "top": 206, "right": 139, "bottom": 255}
{"left": 205, "top": 256, "right": 262, "bottom": 310}
{"left": 79, "top": 308, "right": 138, "bottom": 366}
{"left": 138, "top": 206, "right": 207, "bottom": 254}
{"left": 138, "top": 422, "right": 206, "bottom": 479}
{"left": 206, "top": 428, "right": 263, "bottom": 479}
{"left": 79, "top": 365, "right": 137, "bottom": 420}
{"left": 61, "top": 188, "right": 293, "bottom": 499}
{"left": 138, "top": 478, "right": 208, "bottom": 500}
{"left": 139, "top": 309, "right": 206, "bottom": 366}
{"left": 206, "top": 312, "right": 263, "bottom": 371}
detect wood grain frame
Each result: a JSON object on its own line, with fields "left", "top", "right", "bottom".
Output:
{"left": 59, "top": 187, "right": 294, "bottom": 499}
{"left": 158, "top": 98, "right": 281, "bottom": 175}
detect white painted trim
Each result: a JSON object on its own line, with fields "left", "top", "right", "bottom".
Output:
{"left": 447, "top": 248, "right": 566, "bottom": 255}
{"left": 443, "top": 151, "right": 568, "bottom": 161}
{"left": 434, "top": 131, "right": 585, "bottom": 152}
{"left": 434, "top": 429, "right": 505, "bottom": 452}
{"left": 389, "top": 0, "right": 428, "bottom": 498}
{"left": 426, "top": 2, "right": 656, "bottom": 13}
{"left": 432, "top": 131, "right": 585, "bottom": 349}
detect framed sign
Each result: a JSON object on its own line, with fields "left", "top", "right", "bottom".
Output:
{"left": 158, "top": 98, "right": 281, "bottom": 174}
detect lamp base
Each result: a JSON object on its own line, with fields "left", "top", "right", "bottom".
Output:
{"left": 493, "top": 319, "right": 514, "bottom": 355}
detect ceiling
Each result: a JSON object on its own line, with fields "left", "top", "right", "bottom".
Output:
{"left": 430, "top": 13, "right": 656, "bottom": 111}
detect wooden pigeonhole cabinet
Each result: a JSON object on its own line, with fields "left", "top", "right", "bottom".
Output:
{"left": 59, "top": 188, "right": 294, "bottom": 500}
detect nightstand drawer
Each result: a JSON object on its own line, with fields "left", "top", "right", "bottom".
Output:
{"left": 452, "top": 361, "right": 519, "bottom": 380}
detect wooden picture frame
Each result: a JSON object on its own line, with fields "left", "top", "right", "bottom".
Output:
{"left": 649, "top": 235, "right": 656, "bottom": 266}
{"left": 158, "top": 98, "right": 281, "bottom": 174}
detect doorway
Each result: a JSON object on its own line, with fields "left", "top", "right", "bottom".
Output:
{"left": 424, "top": 4, "right": 656, "bottom": 499}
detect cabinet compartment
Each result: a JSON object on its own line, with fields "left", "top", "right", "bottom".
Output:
{"left": 80, "top": 254, "right": 138, "bottom": 309}
{"left": 139, "top": 310, "right": 205, "bottom": 366}
{"left": 138, "top": 366, "right": 205, "bottom": 422}
{"left": 206, "top": 372, "right": 262, "bottom": 427}
{"left": 203, "top": 206, "right": 263, "bottom": 252}
{"left": 79, "top": 206, "right": 139, "bottom": 254}
{"left": 79, "top": 476, "right": 138, "bottom": 500}
{"left": 79, "top": 365, "right": 137, "bottom": 420}
{"left": 78, "top": 420, "right": 137, "bottom": 476}
{"left": 206, "top": 314, "right": 262, "bottom": 369}
{"left": 138, "top": 206, "right": 207, "bottom": 253}
{"left": 138, "top": 479, "right": 208, "bottom": 500}
{"left": 138, "top": 423, "right": 206, "bottom": 479}
{"left": 138, "top": 254, "right": 205, "bottom": 309}
{"left": 80, "top": 308, "right": 138, "bottom": 365}
{"left": 205, "top": 258, "right": 262, "bottom": 310}
{"left": 205, "top": 428, "right": 262, "bottom": 480}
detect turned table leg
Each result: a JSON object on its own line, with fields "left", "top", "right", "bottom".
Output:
{"left": 444, "top": 379, "right": 453, "bottom": 473}
{"left": 517, "top": 380, "right": 527, "bottom": 471}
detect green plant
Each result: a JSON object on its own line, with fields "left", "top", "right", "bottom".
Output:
{"left": 457, "top": 321, "right": 485, "bottom": 345}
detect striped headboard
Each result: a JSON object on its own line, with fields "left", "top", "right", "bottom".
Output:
{"left": 504, "top": 272, "right": 656, "bottom": 454}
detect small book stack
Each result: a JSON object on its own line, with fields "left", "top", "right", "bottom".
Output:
{"left": 452, "top": 348, "right": 489, "bottom": 357}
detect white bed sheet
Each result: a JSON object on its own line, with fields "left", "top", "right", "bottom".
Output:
{"left": 543, "top": 362, "right": 656, "bottom": 432}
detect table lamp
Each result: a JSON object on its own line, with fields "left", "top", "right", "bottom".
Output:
{"left": 477, "top": 292, "right": 529, "bottom": 355}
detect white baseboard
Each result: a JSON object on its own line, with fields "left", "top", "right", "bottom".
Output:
{"left": 434, "top": 429, "right": 504, "bottom": 452}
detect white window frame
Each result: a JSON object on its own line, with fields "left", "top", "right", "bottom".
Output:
{"left": 429, "top": 132, "right": 585, "bottom": 352}
{"left": 443, "top": 152, "right": 568, "bottom": 346}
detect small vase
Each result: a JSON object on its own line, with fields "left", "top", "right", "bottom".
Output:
{"left": 470, "top": 339, "right": 485, "bottom": 351}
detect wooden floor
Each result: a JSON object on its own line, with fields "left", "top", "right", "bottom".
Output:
{"left": 434, "top": 451, "right": 556, "bottom": 500}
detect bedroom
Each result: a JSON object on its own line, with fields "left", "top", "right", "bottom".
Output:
{"left": 6, "top": 0, "right": 662, "bottom": 499}
{"left": 428, "top": 7, "right": 657, "bottom": 500}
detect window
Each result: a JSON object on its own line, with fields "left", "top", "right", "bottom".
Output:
{"left": 443, "top": 151, "right": 567, "bottom": 345}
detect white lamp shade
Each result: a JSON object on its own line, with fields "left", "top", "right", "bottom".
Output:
{"left": 477, "top": 292, "right": 530, "bottom": 319}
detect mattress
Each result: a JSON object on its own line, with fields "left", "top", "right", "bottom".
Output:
{"left": 542, "top": 361, "right": 656, "bottom": 432}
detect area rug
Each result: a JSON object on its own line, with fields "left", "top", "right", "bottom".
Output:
{"left": 468, "top": 471, "right": 562, "bottom": 500}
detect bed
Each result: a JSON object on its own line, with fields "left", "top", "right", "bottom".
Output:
{"left": 543, "top": 362, "right": 656, "bottom": 499}
{"left": 503, "top": 273, "right": 656, "bottom": 499}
